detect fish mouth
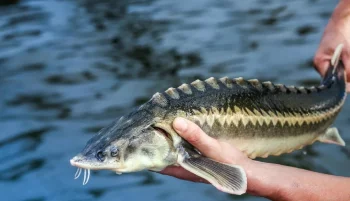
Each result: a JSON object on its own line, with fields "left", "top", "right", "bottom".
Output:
{"left": 70, "top": 158, "right": 93, "bottom": 185}
{"left": 70, "top": 157, "right": 124, "bottom": 185}
{"left": 70, "top": 158, "right": 117, "bottom": 170}
{"left": 70, "top": 158, "right": 97, "bottom": 169}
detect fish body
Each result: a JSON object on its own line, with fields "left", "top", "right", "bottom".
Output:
{"left": 152, "top": 70, "right": 346, "bottom": 159}
{"left": 70, "top": 45, "right": 347, "bottom": 195}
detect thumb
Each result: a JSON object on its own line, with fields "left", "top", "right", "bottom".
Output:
{"left": 172, "top": 117, "right": 222, "bottom": 159}
{"left": 313, "top": 52, "right": 331, "bottom": 78}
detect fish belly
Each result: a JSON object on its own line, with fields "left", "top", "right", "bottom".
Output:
{"left": 223, "top": 133, "right": 320, "bottom": 159}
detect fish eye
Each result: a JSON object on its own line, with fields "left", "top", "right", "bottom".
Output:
{"left": 110, "top": 147, "right": 119, "bottom": 157}
{"left": 96, "top": 151, "right": 106, "bottom": 162}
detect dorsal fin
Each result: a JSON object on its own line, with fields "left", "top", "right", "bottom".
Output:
{"left": 165, "top": 87, "right": 180, "bottom": 99}
{"left": 191, "top": 80, "right": 206, "bottom": 92}
{"left": 205, "top": 77, "right": 220, "bottom": 89}
{"left": 308, "top": 86, "right": 317, "bottom": 92}
{"left": 297, "top": 86, "right": 307, "bottom": 94}
{"left": 287, "top": 86, "right": 297, "bottom": 93}
{"left": 151, "top": 92, "right": 168, "bottom": 107}
{"left": 234, "top": 77, "right": 245, "bottom": 85}
{"left": 219, "top": 77, "right": 233, "bottom": 88}
{"left": 161, "top": 72, "right": 332, "bottom": 104}
{"left": 274, "top": 84, "right": 287, "bottom": 92}
{"left": 178, "top": 84, "right": 192, "bottom": 95}
{"left": 262, "top": 81, "right": 275, "bottom": 91}
{"left": 248, "top": 79, "right": 262, "bottom": 90}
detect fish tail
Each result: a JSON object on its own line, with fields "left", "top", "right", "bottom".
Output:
{"left": 321, "top": 44, "right": 346, "bottom": 89}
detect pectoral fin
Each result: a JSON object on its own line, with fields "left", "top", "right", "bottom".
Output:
{"left": 318, "top": 127, "right": 345, "bottom": 146}
{"left": 177, "top": 149, "right": 247, "bottom": 195}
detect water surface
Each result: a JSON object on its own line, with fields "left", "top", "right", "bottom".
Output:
{"left": 1, "top": 0, "right": 349, "bottom": 201}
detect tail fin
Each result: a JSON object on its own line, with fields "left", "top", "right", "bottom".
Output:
{"left": 322, "top": 44, "right": 346, "bottom": 86}
{"left": 331, "top": 44, "right": 343, "bottom": 69}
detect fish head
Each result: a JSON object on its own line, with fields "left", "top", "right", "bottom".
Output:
{"left": 70, "top": 107, "right": 177, "bottom": 174}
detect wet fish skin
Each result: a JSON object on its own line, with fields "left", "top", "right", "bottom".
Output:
{"left": 77, "top": 57, "right": 346, "bottom": 165}
{"left": 70, "top": 45, "right": 347, "bottom": 195}
{"left": 150, "top": 60, "right": 346, "bottom": 158}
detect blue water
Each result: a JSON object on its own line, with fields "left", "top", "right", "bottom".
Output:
{"left": 0, "top": 0, "right": 349, "bottom": 201}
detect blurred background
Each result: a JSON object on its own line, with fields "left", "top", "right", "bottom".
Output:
{"left": 0, "top": 0, "right": 349, "bottom": 201}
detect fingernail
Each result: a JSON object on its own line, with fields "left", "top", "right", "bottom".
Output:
{"left": 173, "top": 117, "right": 188, "bottom": 133}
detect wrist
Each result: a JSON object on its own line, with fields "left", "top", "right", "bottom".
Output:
{"left": 242, "top": 160, "right": 285, "bottom": 200}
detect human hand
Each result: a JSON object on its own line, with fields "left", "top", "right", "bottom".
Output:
{"left": 158, "top": 118, "right": 350, "bottom": 200}
{"left": 314, "top": 0, "right": 350, "bottom": 92}
{"left": 159, "top": 117, "right": 250, "bottom": 183}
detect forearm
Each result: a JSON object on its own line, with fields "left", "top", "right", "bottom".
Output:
{"left": 244, "top": 160, "right": 350, "bottom": 201}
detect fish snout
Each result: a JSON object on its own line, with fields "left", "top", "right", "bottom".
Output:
{"left": 70, "top": 158, "right": 77, "bottom": 166}
{"left": 70, "top": 154, "right": 84, "bottom": 167}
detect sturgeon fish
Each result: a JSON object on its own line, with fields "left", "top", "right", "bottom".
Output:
{"left": 70, "top": 44, "right": 347, "bottom": 195}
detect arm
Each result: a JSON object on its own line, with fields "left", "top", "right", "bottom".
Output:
{"left": 245, "top": 159, "right": 350, "bottom": 201}
{"left": 314, "top": 0, "right": 350, "bottom": 92}
{"left": 159, "top": 118, "right": 350, "bottom": 200}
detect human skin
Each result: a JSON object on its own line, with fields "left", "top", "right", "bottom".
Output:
{"left": 159, "top": 1, "right": 350, "bottom": 200}
{"left": 314, "top": 0, "right": 350, "bottom": 92}
{"left": 159, "top": 118, "right": 350, "bottom": 201}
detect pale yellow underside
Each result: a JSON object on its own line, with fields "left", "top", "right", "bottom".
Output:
{"left": 223, "top": 133, "right": 319, "bottom": 159}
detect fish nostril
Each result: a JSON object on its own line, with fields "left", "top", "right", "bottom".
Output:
{"left": 96, "top": 151, "right": 106, "bottom": 162}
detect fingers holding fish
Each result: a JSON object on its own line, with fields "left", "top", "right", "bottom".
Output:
{"left": 314, "top": 48, "right": 350, "bottom": 93}
{"left": 173, "top": 117, "right": 222, "bottom": 160}
{"left": 173, "top": 117, "right": 249, "bottom": 166}
{"left": 313, "top": 6, "right": 350, "bottom": 91}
